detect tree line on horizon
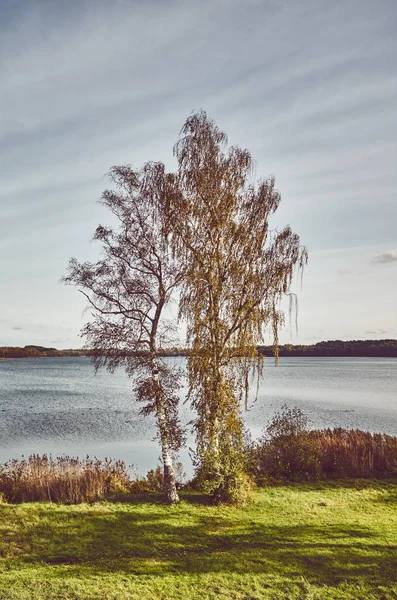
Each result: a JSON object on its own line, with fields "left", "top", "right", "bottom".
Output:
{"left": 1, "top": 339, "right": 396, "bottom": 359}
{"left": 0, "top": 345, "right": 84, "bottom": 358}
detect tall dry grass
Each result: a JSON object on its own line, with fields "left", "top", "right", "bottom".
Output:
{"left": 248, "top": 406, "right": 397, "bottom": 482}
{"left": 250, "top": 428, "right": 397, "bottom": 482}
{"left": 0, "top": 455, "right": 132, "bottom": 503}
{"left": 312, "top": 428, "right": 397, "bottom": 478}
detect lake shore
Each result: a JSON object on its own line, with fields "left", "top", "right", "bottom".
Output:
{"left": 1, "top": 339, "right": 396, "bottom": 358}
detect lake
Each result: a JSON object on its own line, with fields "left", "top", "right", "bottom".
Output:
{"left": 0, "top": 356, "right": 396, "bottom": 474}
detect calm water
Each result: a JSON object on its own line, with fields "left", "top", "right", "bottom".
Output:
{"left": 0, "top": 356, "right": 396, "bottom": 473}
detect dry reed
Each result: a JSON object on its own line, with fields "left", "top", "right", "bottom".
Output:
{"left": 251, "top": 427, "right": 397, "bottom": 481}
{"left": 0, "top": 454, "right": 132, "bottom": 503}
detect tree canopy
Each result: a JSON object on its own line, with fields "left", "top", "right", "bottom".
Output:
{"left": 164, "top": 111, "right": 308, "bottom": 503}
{"left": 64, "top": 162, "right": 184, "bottom": 503}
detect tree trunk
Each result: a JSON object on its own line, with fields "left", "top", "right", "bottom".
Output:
{"left": 153, "top": 366, "right": 180, "bottom": 504}
{"left": 156, "top": 400, "right": 179, "bottom": 504}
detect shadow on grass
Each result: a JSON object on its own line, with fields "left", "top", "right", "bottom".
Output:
{"left": 264, "top": 477, "right": 397, "bottom": 493}
{"left": 108, "top": 492, "right": 212, "bottom": 506}
{"left": 109, "top": 478, "right": 397, "bottom": 505}
{"left": 1, "top": 500, "right": 396, "bottom": 588}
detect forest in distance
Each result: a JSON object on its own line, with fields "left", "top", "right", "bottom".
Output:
{"left": 1, "top": 339, "right": 396, "bottom": 359}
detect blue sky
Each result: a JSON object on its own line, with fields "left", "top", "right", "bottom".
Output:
{"left": 1, "top": 0, "right": 396, "bottom": 348}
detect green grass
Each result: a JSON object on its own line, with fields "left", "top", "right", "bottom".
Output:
{"left": 0, "top": 480, "right": 396, "bottom": 600}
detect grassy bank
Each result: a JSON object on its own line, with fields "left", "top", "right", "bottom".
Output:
{"left": 0, "top": 480, "right": 396, "bottom": 599}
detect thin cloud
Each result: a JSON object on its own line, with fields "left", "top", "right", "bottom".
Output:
{"left": 365, "top": 329, "right": 390, "bottom": 335}
{"left": 371, "top": 251, "right": 397, "bottom": 264}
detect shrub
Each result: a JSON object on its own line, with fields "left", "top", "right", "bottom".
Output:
{"left": 249, "top": 406, "right": 322, "bottom": 482}
{"left": 192, "top": 441, "right": 255, "bottom": 506}
{"left": 248, "top": 406, "right": 397, "bottom": 483}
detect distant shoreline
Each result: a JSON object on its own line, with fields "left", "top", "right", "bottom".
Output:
{"left": 1, "top": 339, "right": 396, "bottom": 359}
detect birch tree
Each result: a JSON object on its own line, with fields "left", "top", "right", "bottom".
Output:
{"left": 64, "top": 162, "right": 184, "bottom": 504}
{"left": 167, "top": 111, "right": 308, "bottom": 504}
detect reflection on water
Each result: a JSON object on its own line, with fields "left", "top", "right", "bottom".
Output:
{"left": 0, "top": 356, "right": 396, "bottom": 473}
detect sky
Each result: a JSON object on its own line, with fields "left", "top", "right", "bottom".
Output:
{"left": 1, "top": 0, "right": 396, "bottom": 349}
